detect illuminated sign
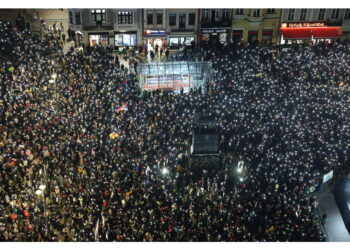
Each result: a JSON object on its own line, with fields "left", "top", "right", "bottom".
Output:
{"left": 280, "top": 26, "right": 342, "bottom": 39}
{"left": 144, "top": 29, "right": 166, "bottom": 36}
{"left": 281, "top": 22, "right": 326, "bottom": 28}
{"left": 143, "top": 74, "right": 191, "bottom": 90}
{"left": 202, "top": 29, "right": 228, "bottom": 34}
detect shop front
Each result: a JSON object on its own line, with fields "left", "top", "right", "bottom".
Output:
{"left": 280, "top": 22, "right": 342, "bottom": 44}
{"left": 262, "top": 29, "right": 273, "bottom": 45}
{"left": 232, "top": 29, "right": 243, "bottom": 42}
{"left": 248, "top": 30, "right": 259, "bottom": 43}
{"left": 200, "top": 29, "right": 230, "bottom": 45}
{"left": 89, "top": 33, "right": 109, "bottom": 46}
{"left": 168, "top": 36, "right": 195, "bottom": 49}
{"left": 144, "top": 29, "right": 167, "bottom": 51}
{"left": 115, "top": 31, "right": 137, "bottom": 48}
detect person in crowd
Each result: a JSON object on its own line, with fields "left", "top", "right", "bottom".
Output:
{"left": 165, "top": 48, "right": 170, "bottom": 60}
{"left": 2, "top": 20, "right": 350, "bottom": 242}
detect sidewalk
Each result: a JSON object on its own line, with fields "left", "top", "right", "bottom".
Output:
{"left": 135, "top": 52, "right": 169, "bottom": 64}
{"left": 62, "top": 41, "right": 75, "bottom": 54}
{"left": 316, "top": 185, "right": 350, "bottom": 242}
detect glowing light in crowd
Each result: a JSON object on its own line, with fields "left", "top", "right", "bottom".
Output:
{"left": 237, "top": 161, "right": 244, "bottom": 173}
{"left": 162, "top": 168, "right": 169, "bottom": 175}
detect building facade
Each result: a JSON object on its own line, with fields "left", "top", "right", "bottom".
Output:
{"left": 232, "top": 9, "right": 281, "bottom": 45}
{"left": 343, "top": 9, "right": 350, "bottom": 40}
{"left": 198, "top": 9, "right": 232, "bottom": 46}
{"left": 142, "top": 9, "right": 167, "bottom": 50}
{"left": 113, "top": 9, "right": 142, "bottom": 48}
{"left": 72, "top": 9, "right": 142, "bottom": 48}
{"left": 165, "top": 9, "right": 199, "bottom": 49}
{"left": 79, "top": 9, "right": 114, "bottom": 46}
{"left": 68, "top": 9, "right": 84, "bottom": 46}
{"left": 280, "top": 9, "right": 348, "bottom": 43}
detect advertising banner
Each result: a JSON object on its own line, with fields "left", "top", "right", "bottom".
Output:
{"left": 143, "top": 74, "right": 190, "bottom": 90}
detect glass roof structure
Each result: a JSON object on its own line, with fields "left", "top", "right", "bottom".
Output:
{"left": 140, "top": 61, "right": 213, "bottom": 93}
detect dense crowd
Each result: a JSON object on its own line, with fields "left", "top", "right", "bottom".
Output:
{"left": 1, "top": 19, "right": 350, "bottom": 242}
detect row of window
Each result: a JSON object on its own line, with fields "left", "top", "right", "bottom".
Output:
{"left": 234, "top": 9, "right": 350, "bottom": 20}
{"left": 91, "top": 9, "right": 107, "bottom": 22}
{"left": 69, "top": 9, "right": 350, "bottom": 26}
{"left": 70, "top": 10, "right": 134, "bottom": 25}
{"left": 287, "top": 8, "right": 350, "bottom": 21}
{"left": 146, "top": 13, "right": 162, "bottom": 25}
{"left": 147, "top": 13, "right": 196, "bottom": 26}
{"left": 118, "top": 11, "right": 133, "bottom": 24}
{"left": 201, "top": 9, "right": 231, "bottom": 19}
{"left": 234, "top": 9, "right": 275, "bottom": 16}
{"left": 169, "top": 13, "right": 196, "bottom": 26}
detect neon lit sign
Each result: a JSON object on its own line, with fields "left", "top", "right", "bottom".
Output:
{"left": 282, "top": 22, "right": 326, "bottom": 28}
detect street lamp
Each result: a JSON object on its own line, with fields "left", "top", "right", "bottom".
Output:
{"left": 49, "top": 73, "right": 58, "bottom": 109}
{"left": 36, "top": 184, "right": 48, "bottom": 237}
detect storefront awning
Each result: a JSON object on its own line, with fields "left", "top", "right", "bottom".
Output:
{"left": 280, "top": 27, "right": 342, "bottom": 39}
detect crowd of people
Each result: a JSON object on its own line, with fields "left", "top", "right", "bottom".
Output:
{"left": 1, "top": 19, "right": 350, "bottom": 242}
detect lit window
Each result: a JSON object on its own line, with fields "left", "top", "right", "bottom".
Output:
{"left": 118, "top": 11, "right": 133, "bottom": 24}
{"left": 91, "top": 9, "right": 106, "bottom": 22}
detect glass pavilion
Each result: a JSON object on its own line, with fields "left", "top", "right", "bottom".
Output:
{"left": 140, "top": 61, "right": 213, "bottom": 93}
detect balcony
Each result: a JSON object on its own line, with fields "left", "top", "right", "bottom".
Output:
{"left": 170, "top": 28, "right": 195, "bottom": 33}
{"left": 83, "top": 20, "right": 114, "bottom": 31}
{"left": 82, "top": 21, "right": 114, "bottom": 31}
{"left": 200, "top": 19, "right": 231, "bottom": 28}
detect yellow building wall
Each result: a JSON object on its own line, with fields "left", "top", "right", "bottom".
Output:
{"left": 232, "top": 9, "right": 281, "bottom": 44}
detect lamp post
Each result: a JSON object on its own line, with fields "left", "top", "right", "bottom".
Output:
{"left": 49, "top": 73, "right": 58, "bottom": 110}
{"left": 36, "top": 184, "right": 48, "bottom": 237}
